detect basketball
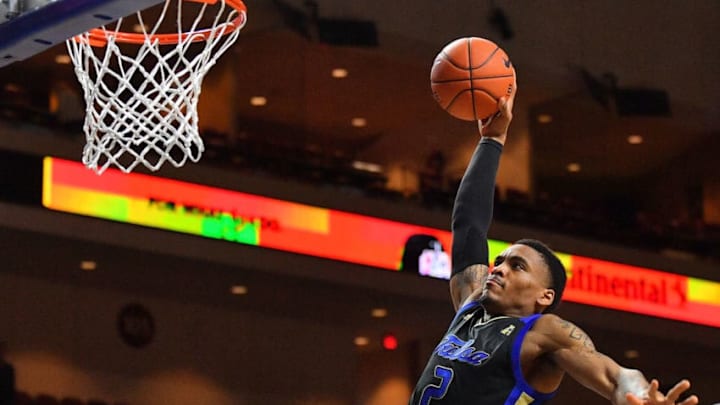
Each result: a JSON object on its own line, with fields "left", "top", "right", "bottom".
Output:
{"left": 430, "top": 37, "right": 516, "bottom": 121}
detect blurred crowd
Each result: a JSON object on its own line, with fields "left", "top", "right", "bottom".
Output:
{"left": 1, "top": 97, "right": 718, "bottom": 264}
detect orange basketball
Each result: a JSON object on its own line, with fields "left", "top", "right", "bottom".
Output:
{"left": 430, "top": 37, "right": 516, "bottom": 121}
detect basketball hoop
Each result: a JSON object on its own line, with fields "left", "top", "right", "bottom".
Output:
{"left": 66, "top": 0, "right": 247, "bottom": 174}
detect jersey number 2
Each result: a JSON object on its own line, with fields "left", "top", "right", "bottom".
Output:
{"left": 419, "top": 365, "right": 453, "bottom": 405}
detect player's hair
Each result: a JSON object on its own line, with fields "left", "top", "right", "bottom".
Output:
{"left": 514, "top": 239, "right": 566, "bottom": 313}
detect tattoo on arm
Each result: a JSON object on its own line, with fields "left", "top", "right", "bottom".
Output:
{"left": 556, "top": 318, "right": 597, "bottom": 351}
{"left": 451, "top": 264, "right": 489, "bottom": 309}
{"left": 462, "top": 264, "right": 489, "bottom": 287}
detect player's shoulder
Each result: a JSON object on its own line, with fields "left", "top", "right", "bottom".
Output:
{"left": 528, "top": 313, "right": 591, "bottom": 351}
{"left": 527, "top": 313, "right": 563, "bottom": 337}
{"left": 530, "top": 313, "right": 577, "bottom": 333}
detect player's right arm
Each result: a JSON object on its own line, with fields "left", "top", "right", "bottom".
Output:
{"left": 450, "top": 264, "right": 489, "bottom": 310}
{"left": 449, "top": 90, "right": 515, "bottom": 311}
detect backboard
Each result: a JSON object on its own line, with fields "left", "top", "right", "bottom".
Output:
{"left": 0, "top": 0, "right": 162, "bottom": 67}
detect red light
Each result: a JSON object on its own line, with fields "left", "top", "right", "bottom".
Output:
{"left": 382, "top": 333, "right": 398, "bottom": 351}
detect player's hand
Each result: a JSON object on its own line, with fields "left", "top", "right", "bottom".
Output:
{"left": 478, "top": 72, "right": 517, "bottom": 144}
{"left": 625, "top": 379, "right": 698, "bottom": 405}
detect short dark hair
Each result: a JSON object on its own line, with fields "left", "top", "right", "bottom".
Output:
{"left": 514, "top": 239, "right": 566, "bottom": 313}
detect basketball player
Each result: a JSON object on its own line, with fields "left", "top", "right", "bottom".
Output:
{"left": 409, "top": 84, "right": 699, "bottom": 405}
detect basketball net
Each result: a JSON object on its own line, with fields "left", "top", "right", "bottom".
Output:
{"left": 66, "top": 0, "right": 247, "bottom": 174}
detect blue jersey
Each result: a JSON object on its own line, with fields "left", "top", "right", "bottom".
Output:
{"left": 409, "top": 301, "right": 557, "bottom": 405}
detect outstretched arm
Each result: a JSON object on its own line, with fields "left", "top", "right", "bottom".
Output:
{"left": 531, "top": 314, "right": 699, "bottom": 405}
{"left": 449, "top": 90, "right": 516, "bottom": 311}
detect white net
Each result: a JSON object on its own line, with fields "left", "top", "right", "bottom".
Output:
{"left": 66, "top": 0, "right": 247, "bottom": 174}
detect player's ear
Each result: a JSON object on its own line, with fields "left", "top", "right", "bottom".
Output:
{"left": 537, "top": 288, "right": 554, "bottom": 308}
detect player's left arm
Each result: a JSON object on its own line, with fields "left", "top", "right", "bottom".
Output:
{"left": 533, "top": 314, "right": 699, "bottom": 405}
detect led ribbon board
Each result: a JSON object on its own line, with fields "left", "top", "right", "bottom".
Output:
{"left": 42, "top": 157, "right": 720, "bottom": 328}
{"left": 42, "top": 157, "right": 453, "bottom": 271}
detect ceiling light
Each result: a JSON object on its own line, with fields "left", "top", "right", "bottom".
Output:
{"left": 352, "top": 160, "right": 382, "bottom": 173}
{"left": 353, "top": 336, "right": 369, "bottom": 347}
{"left": 132, "top": 23, "right": 149, "bottom": 33}
{"left": 80, "top": 260, "right": 97, "bottom": 271}
{"left": 331, "top": 68, "right": 348, "bottom": 78}
{"left": 250, "top": 96, "right": 267, "bottom": 107}
{"left": 566, "top": 163, "right": 581, "bottom": 173}
{"left": 230, "top": 285, "right": 248, "bottom": 295}
{"left": 54, "top": 54, "right": 71, "bottom": 65}
{"left": 624, "top": 349, "right": 640, "bottom": 359}
{"left": 627, "top": 134, "right": 643, "bottom": 145}
{"left": 351, "top": 117, "right": 367, "bottom": 128}
{"left": 537, "top": 114, "right": 553, "bottom": 124}
{"left": 371, "top": 308, "right": 388, "bottom": 318}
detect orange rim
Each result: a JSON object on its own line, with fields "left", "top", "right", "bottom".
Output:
{"left": 76, "top": 0, "right": 246, "bottom": 47}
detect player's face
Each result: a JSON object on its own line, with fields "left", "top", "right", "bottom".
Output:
{"left": 482, "top": 244, "right": 554, "bottom": 316}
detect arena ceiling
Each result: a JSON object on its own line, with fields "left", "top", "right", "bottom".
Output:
{"left": 0, "top": 0, "right": 718, "bottom": 191}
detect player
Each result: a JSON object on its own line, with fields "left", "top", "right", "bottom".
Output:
{"left": 408, "top": 83, "right": 699, "bottom": 405}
